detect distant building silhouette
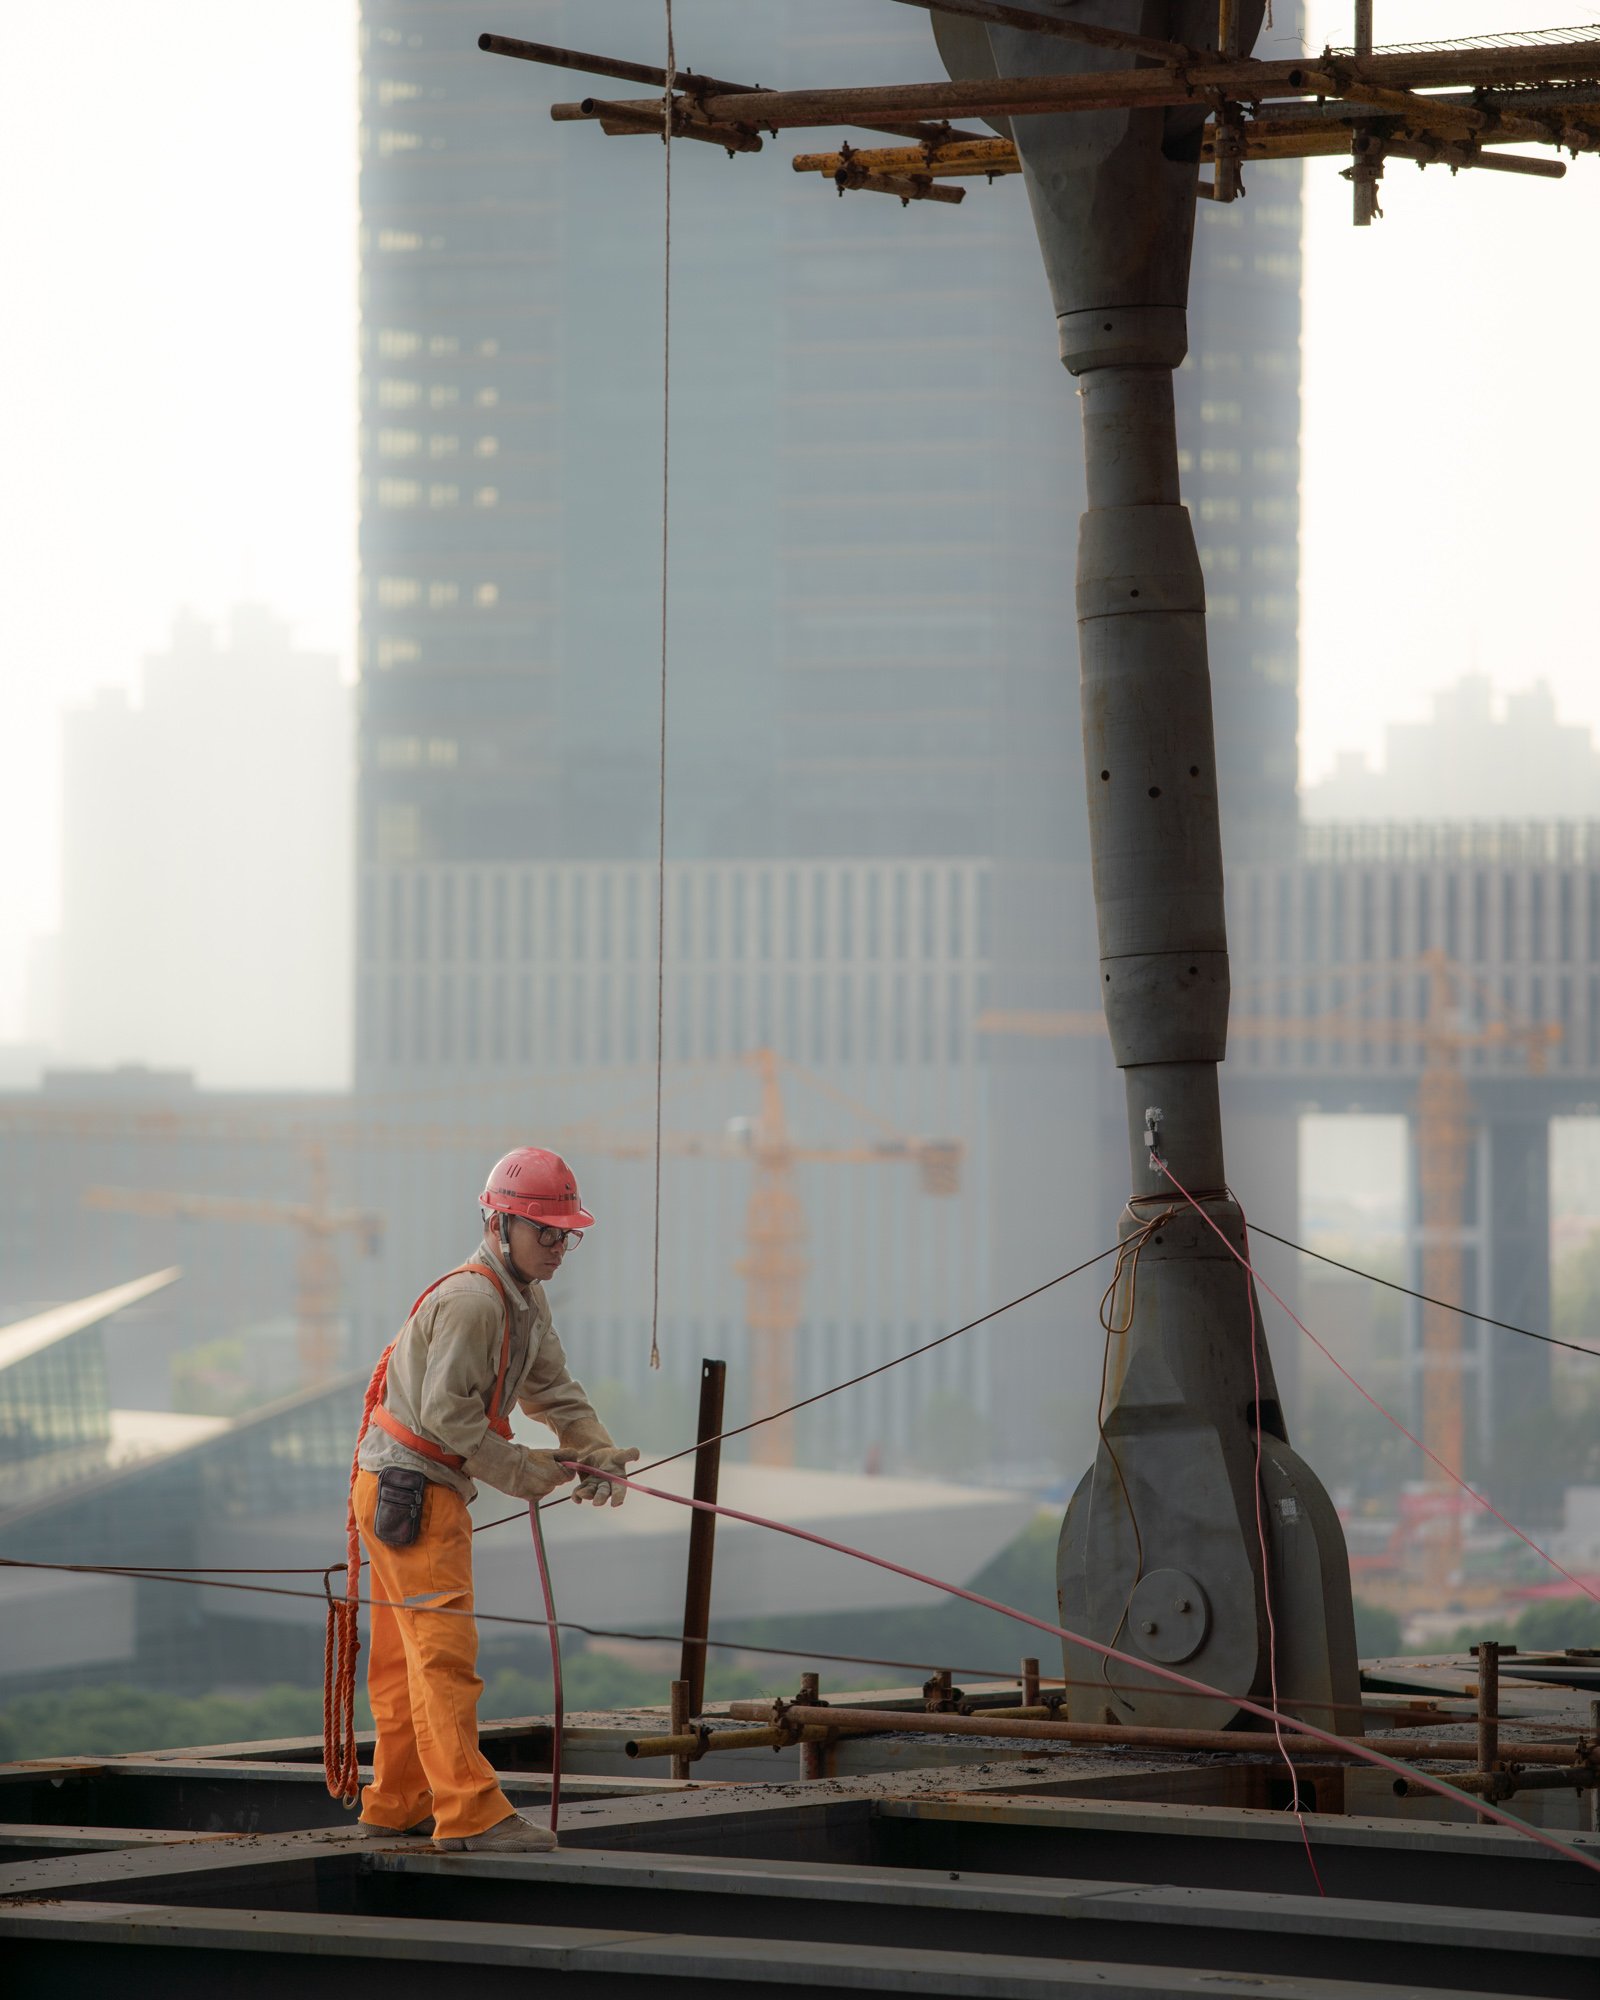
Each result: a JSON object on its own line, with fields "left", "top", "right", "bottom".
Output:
{"left": 1305, "top": 676, "right": 1600, "bottom": 822}
{"left": 57, "top": 606, "right": 351, "bottom": 1090}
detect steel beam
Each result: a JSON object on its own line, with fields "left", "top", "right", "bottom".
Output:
{"left": 357, "top": 1847, "right": 1598, "bottom": 1995}
{"left": 0, "top": 1755, "right": 677, "bottom": 1839}
{"left": 3, "top": 1755, "right": 1597, "bottom": 1993}
{"left": 873, "top": 1794, "right": 1600, "bottom": 1915}
{"left": 6, "top": 1774, "right": 1595, "bottom": 1919}
{"left": 0, "top": 1823, "right": 240, "bottom": 1863}
{"left": 2, "top": 1898, "right": 1497, "bottom": 2000}
{"left": 2, "top": 1838, "right": 1595, "bottom": 1997}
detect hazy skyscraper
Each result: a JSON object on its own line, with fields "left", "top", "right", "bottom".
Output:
{"left": 355, "top": 2, "right": 1303, "bottom": 1072}
{"left": 353, "top": 3, "right": 1305, "bottom": 1466}
{"left": 58, "top": 605, "right": 351, "bottom": 1090}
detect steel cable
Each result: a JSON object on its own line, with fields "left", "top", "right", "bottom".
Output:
{"left": 0, "top": 1242, "right": 1121, "bottom": 1583}
{"left": 557, "top": 1462, "right": 1600, "bottom": 1883}
{"left": 1152, "top": 1161, "right": 1600, "bottom": 1607}
{"left": 1249, "top": 1224, "right": 1600, "bottom": 1359}
{"left": 472, "top": 1240, "right": 1124, "bottom": 1537}
{"left": 0, "top": 1549, "right": 1500, "bottom": 1730}
{"left": 0, "top": 1551, "right": 1382, "bottom": 1709}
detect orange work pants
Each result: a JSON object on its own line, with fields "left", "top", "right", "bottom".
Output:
{"left": 354, "top": 1468, "right": 513, "bottom": 1841}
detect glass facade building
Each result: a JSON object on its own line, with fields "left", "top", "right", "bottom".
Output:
{"left": 0, "top": 1328, "right": 110, "bottom": 1475}
{"left": 354, "top": 2, "right": 1303, "bottom": 970}
{"left": 0, "top": 1372, "right": 362, "bottom": 1695}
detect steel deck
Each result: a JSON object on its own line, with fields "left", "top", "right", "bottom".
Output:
{"left": 2, "top": 1724, "right": 1596, "bottom": 1998}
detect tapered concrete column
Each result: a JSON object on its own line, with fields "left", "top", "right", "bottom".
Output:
{"left": 941, "top": 1, "right": 1356, "bottom": 1727}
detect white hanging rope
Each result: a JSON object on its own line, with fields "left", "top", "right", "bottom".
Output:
{"left": 648, "top": 0, "right": 676, "bottom": 1372}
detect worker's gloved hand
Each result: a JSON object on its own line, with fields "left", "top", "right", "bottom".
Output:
{"left": 510, "top": 1448, "right": 578, "bottom": 1502}
{"left": 568, "top": 1445, "right": 641, "bottom": 1508}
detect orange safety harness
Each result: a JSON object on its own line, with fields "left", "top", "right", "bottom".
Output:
{"left": 323, "top": 1260, "right": 518, "bottom": 1803}
{"left": 368, "top": 1262, "right": 517, "bottom": 1467}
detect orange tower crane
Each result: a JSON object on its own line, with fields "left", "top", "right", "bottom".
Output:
{"left": 575, "top": 1048, "right": 962, "bottom": 1466}
{"left": 1401, "top": 953, "right": 1558, "bottom": 1592}
{"left": 82, "top": 1140, "right": 385, "bottom": 1385}
{"left": 980, "top": 949, "right": 1558, "bottom": 1600}
{"left": 20, "top": 1072, "right": 959, "bottom": 1457}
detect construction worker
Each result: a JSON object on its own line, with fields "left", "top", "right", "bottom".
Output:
{"left": 351, "top": 1147, "right": 638, "bottom": 1852}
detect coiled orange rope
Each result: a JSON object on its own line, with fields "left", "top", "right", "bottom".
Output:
{"left": 323, "top": 1345, "right": 390, "bottom": 1804}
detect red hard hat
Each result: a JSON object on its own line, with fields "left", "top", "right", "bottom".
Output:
{"left": 480, "top": 1148, "right": 595, "bottom": 1230}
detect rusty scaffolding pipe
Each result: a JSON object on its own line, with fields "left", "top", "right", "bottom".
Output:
{"left": 835, "top": 164, "right": 967, "bottom": 204}
{"left": 669, "top": 1679, "right": 692, "bottom": 1782}
{"left": 792, "top": 131, "right": 1574, "bottom": 182}
{"left": 566, "top": 61, "right": 1344, "bottom": 135}
{"left": 483, "top": 33, "right": 985, "bottom": 148}
{"left": 479, "top": 31, "right": 758, "bottom": 102}
{"left": 1394, "top": 1766, "right": 1598, "bottom": 1802}
{"left": 693, "top": 48, "right": 1600, "bottom": 126}
{"left": 692, "top": 50, "right": 1600, "bottom": 132}
{"left": 626, "top": 1724, "right": 814, "bottom": 1759}
{"left": 971, "top": 1695, "right": 1447, "bottom": 1725}
{"left": 1475, "top": 1640, "right": 1503, "bottom": 1825}
{"left": 725, "top": 1701, "right": 1598, "bottom": 1767}
{"left": 552, "top": 98, "right": 765, "bottom": 152}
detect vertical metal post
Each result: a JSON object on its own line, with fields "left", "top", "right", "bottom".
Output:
{"left": 1211, "top": 4, "right": 1244, "bottom": 204}
{"left": 1474, "top": 1641, "right": 1500, "bottom": 1773}
{"left": 678, "top": 1357, "right": 726, "bottom": 1719}
{"left": 924, "top": 1668, "right": 956, "bottom": 1712}
{"left": 1022, "top": 1656, "right": 1041, "bottom": 1708}
{"left": 669, "top": 1677, "right": 691, "bottom": 1782}
{"left": 798, "top": 1671, "right": 823, "bottom": 1779}
{"left": 1351, "top": 0, "right": 1381, "bottom": 224}
{"left": 1473, "top": 1640, "right": 1501, "bottom": 1825}
{"left": 1589, "top": 1702, "right": 1600, "bottom": 1835}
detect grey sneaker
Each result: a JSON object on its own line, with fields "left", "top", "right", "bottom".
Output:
{"left": 435, "top": 1811, "right": 557, "bottom": 1854}
{"left": 356, "top": 1815, "right": 435, "bottom": 1840}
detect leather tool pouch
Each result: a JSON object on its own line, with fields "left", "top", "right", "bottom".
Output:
{"left": 373, "top": 1466, "right": 429, "bottom": 1547}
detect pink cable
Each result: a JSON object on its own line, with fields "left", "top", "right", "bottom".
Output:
{"left": 527, "top": 1499, "right": 563, "bottom": 1834}
{"left": 560, "top": 1459, "right": 1600, "bottom": 1881}
{"left": 1150, "top": 1158, "right": 1600, "bottom": 1608}
{"left": 1236, "top": 1198, "right": 1325, "bottom": 1894}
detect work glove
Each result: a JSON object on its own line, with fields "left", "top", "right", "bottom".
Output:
{"left": 509, "top": 1448, "right": 578, "bottom": 1503}
{"left": 568, "top": 1444, "right": 641, "bottom": 1508}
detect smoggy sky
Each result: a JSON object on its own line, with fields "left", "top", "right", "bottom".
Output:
{"left": 2, "top": 1, "right": 1597, "bottom": 1040}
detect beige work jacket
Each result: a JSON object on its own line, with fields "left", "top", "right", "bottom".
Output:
{"left": 357, "top": 1238, "right": 609, "bottom": 1503}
